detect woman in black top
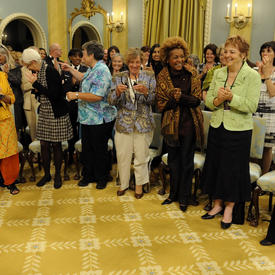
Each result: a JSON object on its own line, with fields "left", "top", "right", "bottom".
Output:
{"left": 148, "top": 44, "right": 163, "bottom": 77}
{"left": 23, "top": 48, "right": 73, "bottom": 189}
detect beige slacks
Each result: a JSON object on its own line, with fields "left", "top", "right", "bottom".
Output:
{"left": 24, "top": 93, "right": 39, "bottom": 141}
{"left": 115, "top": 130, "right": 153, "bottom": 190}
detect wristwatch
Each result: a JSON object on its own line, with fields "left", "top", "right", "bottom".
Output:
{"left": 75, "top": 92, "right": 79, "bottom": 99}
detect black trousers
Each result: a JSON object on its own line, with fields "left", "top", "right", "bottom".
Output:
{"left": 167, "top": 133, "right": 195, "bottom": 203}
{"left": 68, "top": 101, "right": 79, "bottom": 155}
{"left": 266, "top": 205, "right": 275, "bottom": 242}
{"left": 81, "top": 120, "right": 115, "bottom": 183}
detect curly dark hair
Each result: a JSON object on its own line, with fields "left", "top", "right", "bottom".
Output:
{"left": 203, "top": 43, "right": 218, "bottom": 63}
{"left": 160, "top": 37, "right": 189, "bottom": 66}
{"left": 259, "top": 41, "right": 275, "bottom": 66}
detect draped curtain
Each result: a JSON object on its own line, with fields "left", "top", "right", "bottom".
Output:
{"left": 144, "top": 0, "right": 207, "bottom": 59}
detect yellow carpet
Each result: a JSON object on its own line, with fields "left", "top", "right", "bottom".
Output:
{"left": 0, "top": 165, "right": 275, "bottom": 275}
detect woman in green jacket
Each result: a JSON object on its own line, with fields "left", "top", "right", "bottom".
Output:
{"left": 201, "top": 35, "right": 261, "bottom": 229}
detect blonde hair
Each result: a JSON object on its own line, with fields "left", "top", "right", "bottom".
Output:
{"left": 125, "top": 48, "right": 143, "bottom": 65}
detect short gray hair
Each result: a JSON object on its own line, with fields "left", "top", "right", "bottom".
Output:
{"left": 82, "top": 40, "right": 104, "bottom": 61}
{"left": 22, "top": 48, "right": 42, "bottom": 65}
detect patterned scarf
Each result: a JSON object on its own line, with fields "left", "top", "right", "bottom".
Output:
{"left": 37, "top": 61, "right": 48, "bottom": 89}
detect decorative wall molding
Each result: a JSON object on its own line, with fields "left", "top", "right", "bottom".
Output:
{"left": 71, "top": 21, "right": 102, "bottom": 43}
{"left": 0, "top": 13, "right": 47, "bottom": 49}
{"left": 204, "top": 0, "right": 213, "bottom": 47}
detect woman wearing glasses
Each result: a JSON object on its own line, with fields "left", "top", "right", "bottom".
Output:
{"left": 108, "top": 48, "right": 156, "bottom": 199}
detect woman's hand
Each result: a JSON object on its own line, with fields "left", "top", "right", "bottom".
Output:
{"left": 217, "top": 87, "right": 228, "bottom": 102}
{"left": 173, "top": 88, "right": 181, "bottom": 101}
{"left": 116, "top": 84, "right": 128, "bottom": 97}
{"left": 25, "top": 70, "right": 37, "bottom": 84}
{"left": 66, "top": 92, "right": 78, "bottom": 101}
{"left": 262, "top": 56, "right": 273, "bottom": 79}
{"left": 224, "top": 87, "right": 233, "bottom": 101}
{"left": 2, "top": 64, "right": 9, "bottom": 74}
{"left": 134, "top": 84, "right": 148, "bottom": 95}
{"left": 60, "top": 62, "right": 72, "bottom": 72}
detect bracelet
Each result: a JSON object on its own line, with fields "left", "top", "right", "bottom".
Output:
{"left": 75, "top": 92, "right": 79, "bottom": 99}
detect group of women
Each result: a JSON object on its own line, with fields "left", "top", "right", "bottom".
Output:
{"left": 0, "top": 35, "right": 275, "bottom": 245}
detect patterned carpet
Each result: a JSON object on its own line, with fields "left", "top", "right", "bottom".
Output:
{"left": 0, "top": 165, "right": 275, "bottom": 275}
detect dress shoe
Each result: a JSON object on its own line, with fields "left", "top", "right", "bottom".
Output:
{"left": 117, "top": 188, "right": 128, "bottom": 196}
{"left": 260, "top": 238, "right": 274, "bottom": 246}
{"left": 221, "top": 220, "right": 232, "bottom": 229}
{"left": 37, "top": 175, "right": 51, "bottom": 187}
{"left": 161, "top": 199, "right": 173, "bottom": 205}
{"left": 189, "top": 198, "right": 199, "bottom": 206}
{"left": 201, "top": 209, "right": 224, "bottom": 220}
{"left": 96, "top": 181, "right": 107, "bottom": 190}
{"left": 54, "top": 176, "right": 62, "bottom": 189}
{"left": 78, "top": 178, "right": 90, "bottom": 187}
{"left": 179, "top": 204, "right": 188, "bottom": 212}
{"left": 134, "top": 192, "right": 144, "bottom": 199}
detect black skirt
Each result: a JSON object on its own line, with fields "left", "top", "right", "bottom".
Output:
{"left": 202, "top": 123, "right": 252, "bottom": 202}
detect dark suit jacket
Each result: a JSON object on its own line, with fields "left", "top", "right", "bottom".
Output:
{"left": 62, "top": 65, "right": 88, "bottom": 93}
{"left": 33, "top": 66, "right": 68, "bottom": 118}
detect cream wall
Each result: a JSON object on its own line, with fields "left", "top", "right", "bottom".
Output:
{"left": 210, "top": 0, "right": 275, "bottom": 62}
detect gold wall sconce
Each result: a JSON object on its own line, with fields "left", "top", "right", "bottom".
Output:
{"left": 106, "top": 11, "right": 124, "bottom": 32}
{"left": 225, "top": 3, "right": 252, "bottom": 29}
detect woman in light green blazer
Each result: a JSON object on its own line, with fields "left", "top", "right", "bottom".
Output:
{"left": 201, "top": 35, "right": 261, "bottom": 229}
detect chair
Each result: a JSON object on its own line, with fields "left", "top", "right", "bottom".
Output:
{"left": 28, "top": 140, "right": 69, "bottom": 181}
{"left": 245, "top": 117, "right": 267, "bottom": 226}
{"left": 145, "top": 112, "right": 164, "bottom": 193}
{"left": 74, "top": 138, "right": 114, "bottom": 180}
{"left": 160, "top": 110, "right": 212, "bottom": 200}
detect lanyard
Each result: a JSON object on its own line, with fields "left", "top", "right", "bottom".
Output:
{"left": 223, "top": 61, "right": 244, "bottom": 109}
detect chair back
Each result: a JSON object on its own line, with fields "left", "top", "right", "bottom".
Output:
{"left": 202, "top": 110, "right": 212, "bottom": 150}
{"left": 150, "top": 112, "right": 163, "bottom": 156}
{"left": 250, "top": 116, "right": 266, "bottom": 159}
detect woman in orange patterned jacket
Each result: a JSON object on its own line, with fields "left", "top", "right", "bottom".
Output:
{"left": 0, "top": 70, "right": 20, "bottom": 194}
{"left": 156, "top": 37, "right": 203, "bottom": 212}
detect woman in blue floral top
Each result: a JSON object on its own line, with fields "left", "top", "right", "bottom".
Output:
{"left": 108, "top": 48, "right": 156, "bottom": 199}
{"left": 64, "top": 41, "right": 117, "bottom": 189}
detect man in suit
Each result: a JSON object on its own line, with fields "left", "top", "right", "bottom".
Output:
{"left": 44, "top": 43, "right": 63, "bottom": 72}
{"left": 62, "top": 48, "right": 88, "bottom": 164}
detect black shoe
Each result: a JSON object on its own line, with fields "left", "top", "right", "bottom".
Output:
{"left": 161, "top": 199, "right": 173, "bottom": 205}
{"left": 260, "top": 238, "right": 274, "bottom": 246}
{"left": 96, "top": 181, "right": 107, "bottom": 189}
{"left": 78, "top": 178, "right": 91, "bottom": 187}
{"left": 37, "top": 175, "right": 51, "bottom": 187}
{"left": 189, "top": 198, "right": 199, "bottom": 206}
{"left": 201, "top": 209, "right": 224, "bottom": 220}
{"left": 107, "top": 174, "right": 113, "bottom": 182}
{"left": 179, "top": 203, "right": 188, "bottom": 212}
{"left": 221, "top": 220, "right": 232, "bottom": 229}
{"left": 54, "top": 176, "right": 62, "bottom": 189}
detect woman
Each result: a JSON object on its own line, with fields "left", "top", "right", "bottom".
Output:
{"left": 109, "top": 53, "right": 127, "bottom": 76}
{"left": 0, "top": 45, "right": 26, "bottom": 134}
{"left": 202, "top": 45, "right": 227, "bottom": 102}
{"left": 108, "top": 48, "right": 155, "bottom": 199}
{"left": 254, "top": 41, "right": 275, "bottom": 175}
{"left": 23, "top": 48, "right": 73, "bottom": 189}
{"left": 201, "top": 35, "right": 261, "bottom": 229}
{"left": 198, "top": 43, "right": 219, "bottom": 83}
{"left": 156, "top": 37, "right": 204, "bottom": 211}
{"left": 64, "top": 41, "right": 117, "bottom": 189}
{"left": 260, "top": 205, "right": 275, "bottom": 246}
{"left": 140, "top": 46, "right": 150, "bottom": 69}
{"left": 107, "top": 45, "right": 120, "bottom": 67}
{"left": 0, "top": 71, "right": 20, "bottom": 194}
{"left": 148, "top": 44, "right": 163, "bottom": 77}
{"left": 39, "top": 48, "right": 47, "bottom": 60}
